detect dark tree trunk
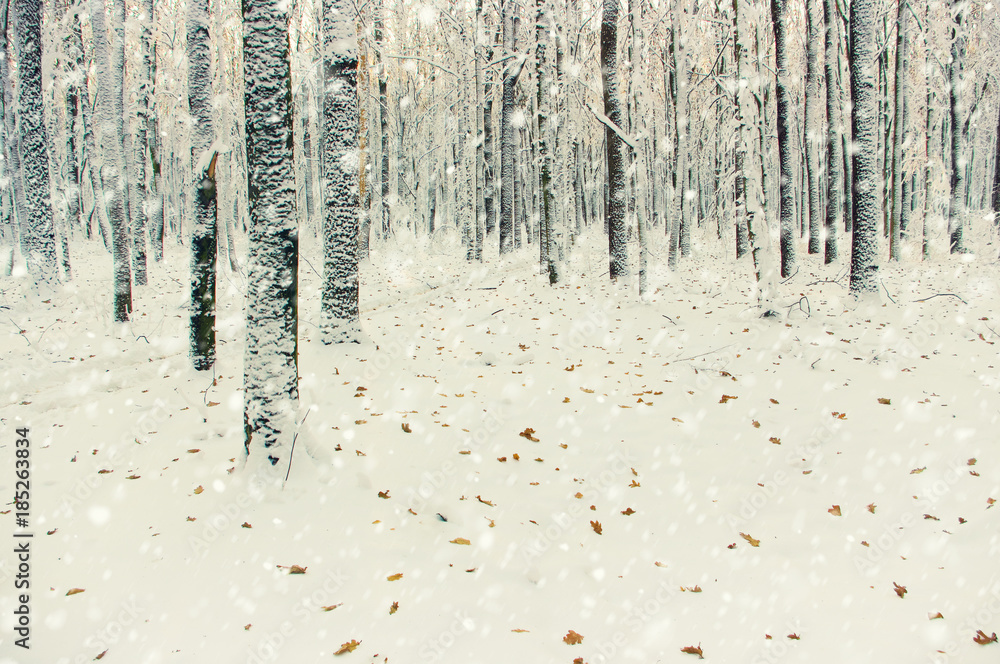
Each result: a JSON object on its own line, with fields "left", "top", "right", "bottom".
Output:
{"left": 602, "top": 0, "right": 627, "bottom": 280}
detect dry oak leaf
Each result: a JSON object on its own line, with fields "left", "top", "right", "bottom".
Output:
{"left": 654, "top": 561, "right": 668, "bottom": 568}
{"left": 787, "top": 633, "right": 800, "bottom": 640}
{"left": 828, "top": 505, "right": 842, "bottom": 517}
{"left": 334, "top": 640, "right": 361, "bottom": 655}
{"left": 322, "top": 604, "right": 343, "bottom": 612}
{"left": 511, "top": 628, "right": 529, "bottom": 633}
{"left": 66, "top": 588, "right": 85, "bottom": 596}
{"left": 580, "top": 387, "right": 595, "bottom": 394}
{"left": 563, "top": 630, "right": 584, "bottom": 645}
{"left": 878, "top": 397, "right": 891, "bottom": 405}
{"left": 621, "top": 508, "right": 636, "bottom": 516}
{"left": 377, "top": 490, "right": 391, "bottom": 499}
{"left": 519, "top": 428, "right": 540, "bottom": 442}
{"left": 910, "top": 467, "right": 926, "bottom": 474}
{"left": 386, "top": 572, "right": 403, "bottom": 581}
{"left": 769, "top": 437, "right": 781, "bottom": 445}
{"left": 680, "top": 643, "right": 704, "bottom": 658}
{"left": 389, "top": 601, "right": 399, "bottom": 615}
{"left": 719, "top": 394, "right": 738, "bottom": 403}
{"left": 867, "top": 503, "right": 876, "bottom": 514}
{"left": 95, "top": 650, "right": 108, "bottom": 660}
{"left": 973, "top": 630, "right": 998, "bottom": 645}
{"left": 401, "top": 422, "right": 412, "bottom": 433}
{"left": 740, "top": 532, "right": 760, "bottom": 547}
{"left": 450, "top": 537, "right": 471, "bottom": 545}
{"left": 193, "top": 485, "right": 204, "bottom": 494}
{"left": 590, "top": 520, "right": 603, "bottom": 535}
{"left": 928, "top": 612, "right": 944, "bottom": 620}
{"left": 893, "top": 582, "right": 907, "bottom": 598}
{"left": 287, "top": 565, "right": 307, "bottom": 574}
{"left": 242, "top": 522, "right": 252, "bottom": 528}
{"left": 681, "top": 585, "right": 702, "bottom": 593}
{"left": 752, "top": 420, "right": 760, "bottom": 428}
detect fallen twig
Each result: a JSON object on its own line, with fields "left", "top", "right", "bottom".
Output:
{"left": 913, "top": 293, "right": 967, "bottom": 305}
{"left": 673, "top": 344, "right": 735, "bottom": 363}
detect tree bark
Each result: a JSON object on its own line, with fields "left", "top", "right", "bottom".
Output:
{"left": 243, "top": 0, "right": 299, "bottom": 469}
{"left": 805, "top": 0, "right": 822, "bottom": 255}
{"left": 888, "top": 0, "right": 907, "bottom": 260}
{"left": 602, "top": 0, "right": 627, "bottom": 280}
{"left": 823, "top": 0, "right": 842, "bottom": 263}
{"left": 947, "top": 0, "right": 967, "bottom": 253}
{"left": 321, "top": 0, "right": 361, "bottom": 344}
{"left": 848, "top": 0, "right": 881, "bottom": 294}
{"left": 771, "top": 0, "right": 797, "bottom": 277}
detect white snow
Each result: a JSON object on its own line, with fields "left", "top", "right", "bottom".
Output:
{"left": 1, "top": 229, "right": 999, "bottom": 663}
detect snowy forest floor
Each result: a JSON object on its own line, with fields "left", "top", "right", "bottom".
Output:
{"left": 2, "top": 224, "right": 1000, "bottom": 664}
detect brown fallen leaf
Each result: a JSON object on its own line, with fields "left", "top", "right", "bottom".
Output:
{"left": 519, "top": 427, "right": 540, "bottom": 442}
{"left": 193, "top": 485, "right": 204, "bottom": 494}
{"left": 787, "top": 633, "right": 800, "bottom": 640}
{"left": 401, "top": 422, "right": 412, "bottom": 433}
{"left": 968, "top": 458, "right": 977, "bottom": 466}
{"left": 387, "top": 573, "right": 403, "bottom": 581}
{"left": 910, "top": 467, "right": 926, "bottom": 474}
{"left": 719, "top": 394, "right": 738, "bottom": 403}
{"left": 928, "top": 612, "right": 944, "bottom": 620}
{"left": 512, "top": 628, "right": 529, "bottom": 633}
{"left": 288, "top": 565, "right": 307, "bottom": 574}
{"left": 654, "top": 561, "right": 668, "bottom": 567}
{"left": 973, "top": 630, "right": 998, "bottom": 645}
{"left": 590, "top": 520, "right": 603, "bottom": 535}
{"left": 95, "top": 650, "right": 108, "bottom": 660}
{"left": 207, "top": 401, "right": 220, "bottom": 407}
{"left": 770, "top": 398, "right": 779, "bottom": 404}
{"left": 450, "top": 537, "right": 471, "bottom": 545}
{"left": 334, "top": 639, "right": 361, "bottom": 655}
{"left": 621, "top": 508, "right": 636, "bottom": 516}
{"left": 740, "top": 532, "right": 760, "bottom": 547}
{"left": 186, "top": 516, "right": 196, "bottom": 522}
{"left": 389, "top": 601, "right": 399, "bottom": 615}
{"left": 580, "top": 388, "right": 594, "bottom": 393}
{"left": 878, "top": 397, "right": 891, "bottom": 405}
{"left": 66, "top": 588, "right": 85, "bottom": 596}
{"left": 769, "top": 437, "right": 781, "bottom": 445}
{"left": 476, "top": 495, "right": 494, "bottom": 507}
{"left": 893, "top": 582, "right": 907, "bottom": 598}
{"left": 242, "top": 522, "right": 252, "bottom": 528}
{"left": 245, "top": 624, "right": 252, "bottom": 630}
{"left": 680, "top": 643, "right": 704, "bottom": 658}
{"left": 828, "top": 505, "right": 842, "bottom": 517}
{"left": 126, "top": 475, "right": 140, "bottom": 480}
{"left": 322, "top": 604, "right": 343, "bottom": 611}
{"left": 563, "top": 630, "right": 584, "bottom": 645}
{"left": 681, "top": 585, "right": 702, "bottom": 593}
{"left": 377, "top": 490, "right": 390, "bottom": 499}
{"left": 752, "top": 420, "right": 760, "bottom": 428}
{"left": 867, "top": 503, "right": 876, "bottom": 514}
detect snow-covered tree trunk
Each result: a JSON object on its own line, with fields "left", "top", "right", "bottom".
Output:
{"left": 947, "top": 0, "right": 966, "bottom": 254}
{"left": 375, "top": 4, "right": 390, "bottom": 239}
{"left": 823, "top": 0, "right": 841, "bottom": 263}
{"left": 992, "top": 99, "right": 1000, "bottom": 224}
{"left": 631, "top": 0, "right": 648, "bottom": 297}
{"left": 14, "top": 0, "right": 58, "bottom": 284}
{"left": 602, "top": 0, "right": 627, "bottom": 281}
{"left": 499, "top": 0, "right": 517, "bottom": 255}
{"left": 243, "top": 0, "right": 299, "bottom": 469}
{"left": 536, "top": 0, "right": 556, "bottom": 282}
{"left": 771, "top": 0, "right": 797, "bottom": 277}
{"left": 91, "top": 0, "right": 132, "bottom": 319}
{"left": 188, "top": 0, "right": 216, "bottom": 370}
{"left": 848, "top": 0, "right": 881, "bottom": 294}
{"left": 805, "top": 0, "right": 822, "bottom": 255}
{"left": 888, "top": 0, "right": 908, "bottom": 261}
{"left": 321, "top": 0, "right": 361, "bottom": 344}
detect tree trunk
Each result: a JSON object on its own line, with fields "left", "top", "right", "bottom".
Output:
{"left": 602, "top": 0, "right": 627, "bottom": 280}
{"left": 823, "top": 0, "right": 841, "bottom": 263}
{"left": 992, "top": 97, "right": 1000, "bottom": 224}
{"left": 888, "top": 0, "right": 907, "bottom": 260}
{"left": 321, "top": 0, "right": 361, "bottom": 344}
{"left": 499, "top": 0, "right": 517, "bottom": 254}
{"left": 188, "top": 0, "right": 216, "bottom": 370}
{"left": 947, "top": 0, "right": 967, "bottom": 253}
{"left": 375, "top": 3, "right": 390, "bottom": 238}
{"left": 91, "top": 0, "right": 132, "bottom": 319}
{"left": 14, "top": 0, "right": 58, "bottom": 284}
{"left": 848, "top": 0, "right": 881, "bottom": 294}
{"left": 243, "top": 0, "right": 299, "bottom": 469}
{"left": 771, "top": 0, "right": 796, "bottom": 277}
{"left": 805, "top": 0, "right": 822, "bottom": 255}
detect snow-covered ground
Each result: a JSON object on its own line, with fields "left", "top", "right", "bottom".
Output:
{"left": 1, "top": 227, "right": 999, "bottom": 663}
